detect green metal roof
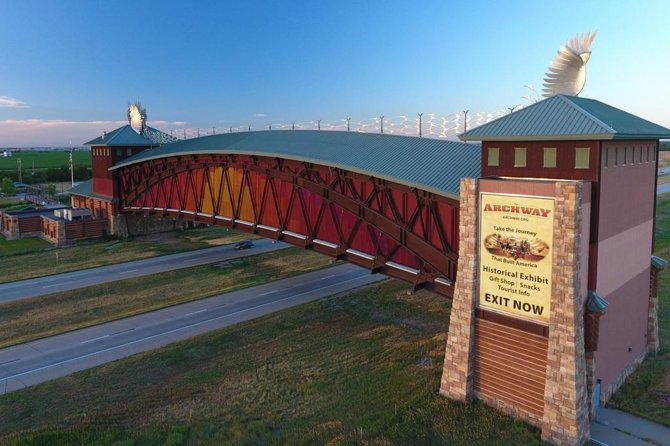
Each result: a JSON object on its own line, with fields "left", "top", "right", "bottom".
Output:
{"left": 460, "top": 95, "right": 670, "bottom": 141}
{"left": 586, "top": 290, "right": 609, "bottom": 313}
{"left": 111, "top": 130, "right": 481, "bottom": 199}
{"left": 651, "top": 255, "right": 668, "bottom": 269}
{"left": 69, "top": 179, "right": 113, "bottom": 201}
{"left": 85, "top": 125, "right": 157, "bottom": 147}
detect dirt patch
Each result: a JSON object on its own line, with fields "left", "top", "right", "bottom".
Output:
{"left": 134, "top": 231, "right": 185, "bottom": 245}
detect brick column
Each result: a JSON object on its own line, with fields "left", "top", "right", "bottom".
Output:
{"left": 541, "top": 182, "right": 589, "bottom": 446}
{"left": 7, "top": 215, "right": 20, "bottom": 240}
{"left": 440, "top": 178, "right": 478, "bottom": 401}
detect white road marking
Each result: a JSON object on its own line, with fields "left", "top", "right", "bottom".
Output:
{"left": 184, "top": 309, "right": 207, "bottom": 316}
{"left": 119, "top": 269, "right": 140, "bottom": 275}
{"left": 259, "top": 290, "right": 279, "bottom": 296}
{"left": 80, "top": 335, "right": 109, "bottom": 344}
{"left": 182, "top": 258, "right": 201, "bottom": 263}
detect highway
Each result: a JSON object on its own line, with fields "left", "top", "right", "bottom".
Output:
{"left": 0, "top": 263, "right": 384, "bottom": 394}
{"left": 0, "top": 239, "right": 287, "bottom": 303}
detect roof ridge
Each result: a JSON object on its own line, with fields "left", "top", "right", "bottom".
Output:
{"left": 104, "top": 125, "right": 132, "bottom": 144}
{"left": 557, "top": 95, "right": 616, "bottom": 134}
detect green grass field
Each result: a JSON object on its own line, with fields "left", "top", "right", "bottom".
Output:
{"left": 0, "top": 227, "right": 257, "bottom": 283}
{"left": 0, "top": 150, "right": 91, "bottom": 172}
{"left": 0, "top": 281, "right": 544, "bottom": 445}
{"left": 0, "top": 248, "right": 329, "bottom": 349}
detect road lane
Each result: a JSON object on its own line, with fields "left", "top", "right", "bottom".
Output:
{"left": 0, "top": 263, "right": 384, "bottom": 394}
{"left": 0, "top": 239, "right": 287, "bottom": 303}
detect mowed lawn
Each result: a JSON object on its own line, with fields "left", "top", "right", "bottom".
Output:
{"left": 0, "top": 227, "right": 257, "bottom": 283}
{"left": 0, "top": 281, "right": 543, "bottom": 445}
{"left": 608, "top": 193, "right": 670, "bottom": 426}
{"left": 0, "top": 248, "right": 330, "bottom": 349}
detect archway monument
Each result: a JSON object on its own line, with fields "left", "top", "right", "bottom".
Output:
{"left": 441, "top": 94, "right": 670, "bottom": 445}
{"left": 70, "top": 95, "right": 670, "bottom": 446}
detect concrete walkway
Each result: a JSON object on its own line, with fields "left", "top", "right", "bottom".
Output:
{"left": 590, "top": 407, "right": 670, "bottom": 446}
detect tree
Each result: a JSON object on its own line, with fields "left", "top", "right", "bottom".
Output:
{"left": 1, "top": 177, "right": 16, "bottom": 195}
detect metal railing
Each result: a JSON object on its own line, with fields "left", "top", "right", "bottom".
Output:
{"left": 162, "top": 108, "right": 517, "bottom": 142}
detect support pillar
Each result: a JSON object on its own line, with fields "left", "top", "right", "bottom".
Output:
{"left": 440, "top": 178, "right": 478, "bottom": 400}
{"left": 541, "top": 182, "right": 589, "bottom": 446}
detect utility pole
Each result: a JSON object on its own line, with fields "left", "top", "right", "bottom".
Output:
{"left": 418, "top": 113, "right": 423, "bottom": 137}
{"left": 380, "top": 116, "right": 384, "bottom": 134}
{"left": 17, "top": 158, "right": 22, "bottom": 183}
{"left": 463, "top": 110, "right": 469, "bottom": 133}
{"left": 69, "top": 149, "right": 74, "bottom": 188}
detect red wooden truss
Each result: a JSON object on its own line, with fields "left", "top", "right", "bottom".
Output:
{"left": 117, "top": 154, "right": 459, "bottom": 296}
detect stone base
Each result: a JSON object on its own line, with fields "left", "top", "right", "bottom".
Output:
{"left": 111, "top": 214, "right": 189, "bottom": 238}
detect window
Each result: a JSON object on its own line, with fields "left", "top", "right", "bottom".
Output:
{"left": 652, "top": 146, "right": 656, "bottom": 162}
{"left": 647, "top": 146, "right": 650, "bottom": 162}
{"left": 127, "top": 148, "right": 133, "bottom": 156}
{"left": 603, "top": 147, "right": 609, "bottom": 167}
{"left": 543, "top": 147, "right": 557, "bottom": 168}
{"left": 614, "top": 147, "right": 618, "bottom": 166}
{"left": 639, "top": 146, "right": 643, "bottom": 163}
{"left": 487, "top": 147, "right": 499, "bottom": 166}
{"left": 575, "top": 147, "right": 590, "bottom": 169}
{"left": 514, "top": 147, "right": 527, "bottom": 167}
{"left": 116, "top": 148, "right": 122, "bottom": 157}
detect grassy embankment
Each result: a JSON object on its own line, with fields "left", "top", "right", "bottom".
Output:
{"left": 0, "top": 280, "right": 544, "bottom": 445}
{"left": 0, "top": 227, "right": 257, "bottom": 283}
{"left": 0, "top": 248, "right": 330, "bottom": 349}
{"left": 608, "top": 194, "right": 670, "bottom": 426}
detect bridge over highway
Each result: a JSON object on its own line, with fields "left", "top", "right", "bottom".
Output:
{"left": 105, "top": 130, "right": 481, "bottom": 296}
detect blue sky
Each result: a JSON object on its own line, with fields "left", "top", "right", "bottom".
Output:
{"left": 1, "top": 0, "right": 669, "bottom": 146}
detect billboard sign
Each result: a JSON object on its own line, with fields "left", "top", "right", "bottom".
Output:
{"left": 479, "top": 193, "right": 554, "bottom": 323}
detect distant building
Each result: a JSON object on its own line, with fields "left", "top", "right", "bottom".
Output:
{"left": 1, "top": 150, "right": 13, "bottom": 157}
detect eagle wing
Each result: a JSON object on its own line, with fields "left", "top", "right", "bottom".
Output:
{"left": 542, "top": 44, "right": 586, "bottom": 97}
{"left": 128, "top": 102, "right": 147, "bottom": 133}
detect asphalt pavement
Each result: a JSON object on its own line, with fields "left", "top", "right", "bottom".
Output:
{"left": 591, "top": 407, "right": 670, "bottom": 446}
{"left": 0, "top": 263, "right": 383, "bottom": 394}
{"left": 0, "top": 239, "right": 287, "bottom": 303}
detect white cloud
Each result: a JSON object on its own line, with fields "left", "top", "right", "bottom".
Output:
{"left": 0, "top": 96, "right": 29, "bottom": 108}
{"left": 253, "top": 113, "right": 266, "bottom": 117}
{"left": 0, "top": 119, "right": 185, "bottom": 147}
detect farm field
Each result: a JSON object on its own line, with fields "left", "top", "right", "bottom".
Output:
{"left": 0, "top": 150, "right": 91, "bottom": 171}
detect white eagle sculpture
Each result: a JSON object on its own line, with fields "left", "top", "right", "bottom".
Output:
{"left": 128, "top": 101, "right": 147, "bottom": 133}
{"left": 542, "top": 32, "right": 597, "bottom": 97}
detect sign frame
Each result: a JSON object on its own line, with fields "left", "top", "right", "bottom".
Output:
{"left": 478, "top": 192, "right": 555, "bottom": 325}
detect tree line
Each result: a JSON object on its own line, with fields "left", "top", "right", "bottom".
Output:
{"left": 0, "top": 165, "right": 91, "bottom": 184}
